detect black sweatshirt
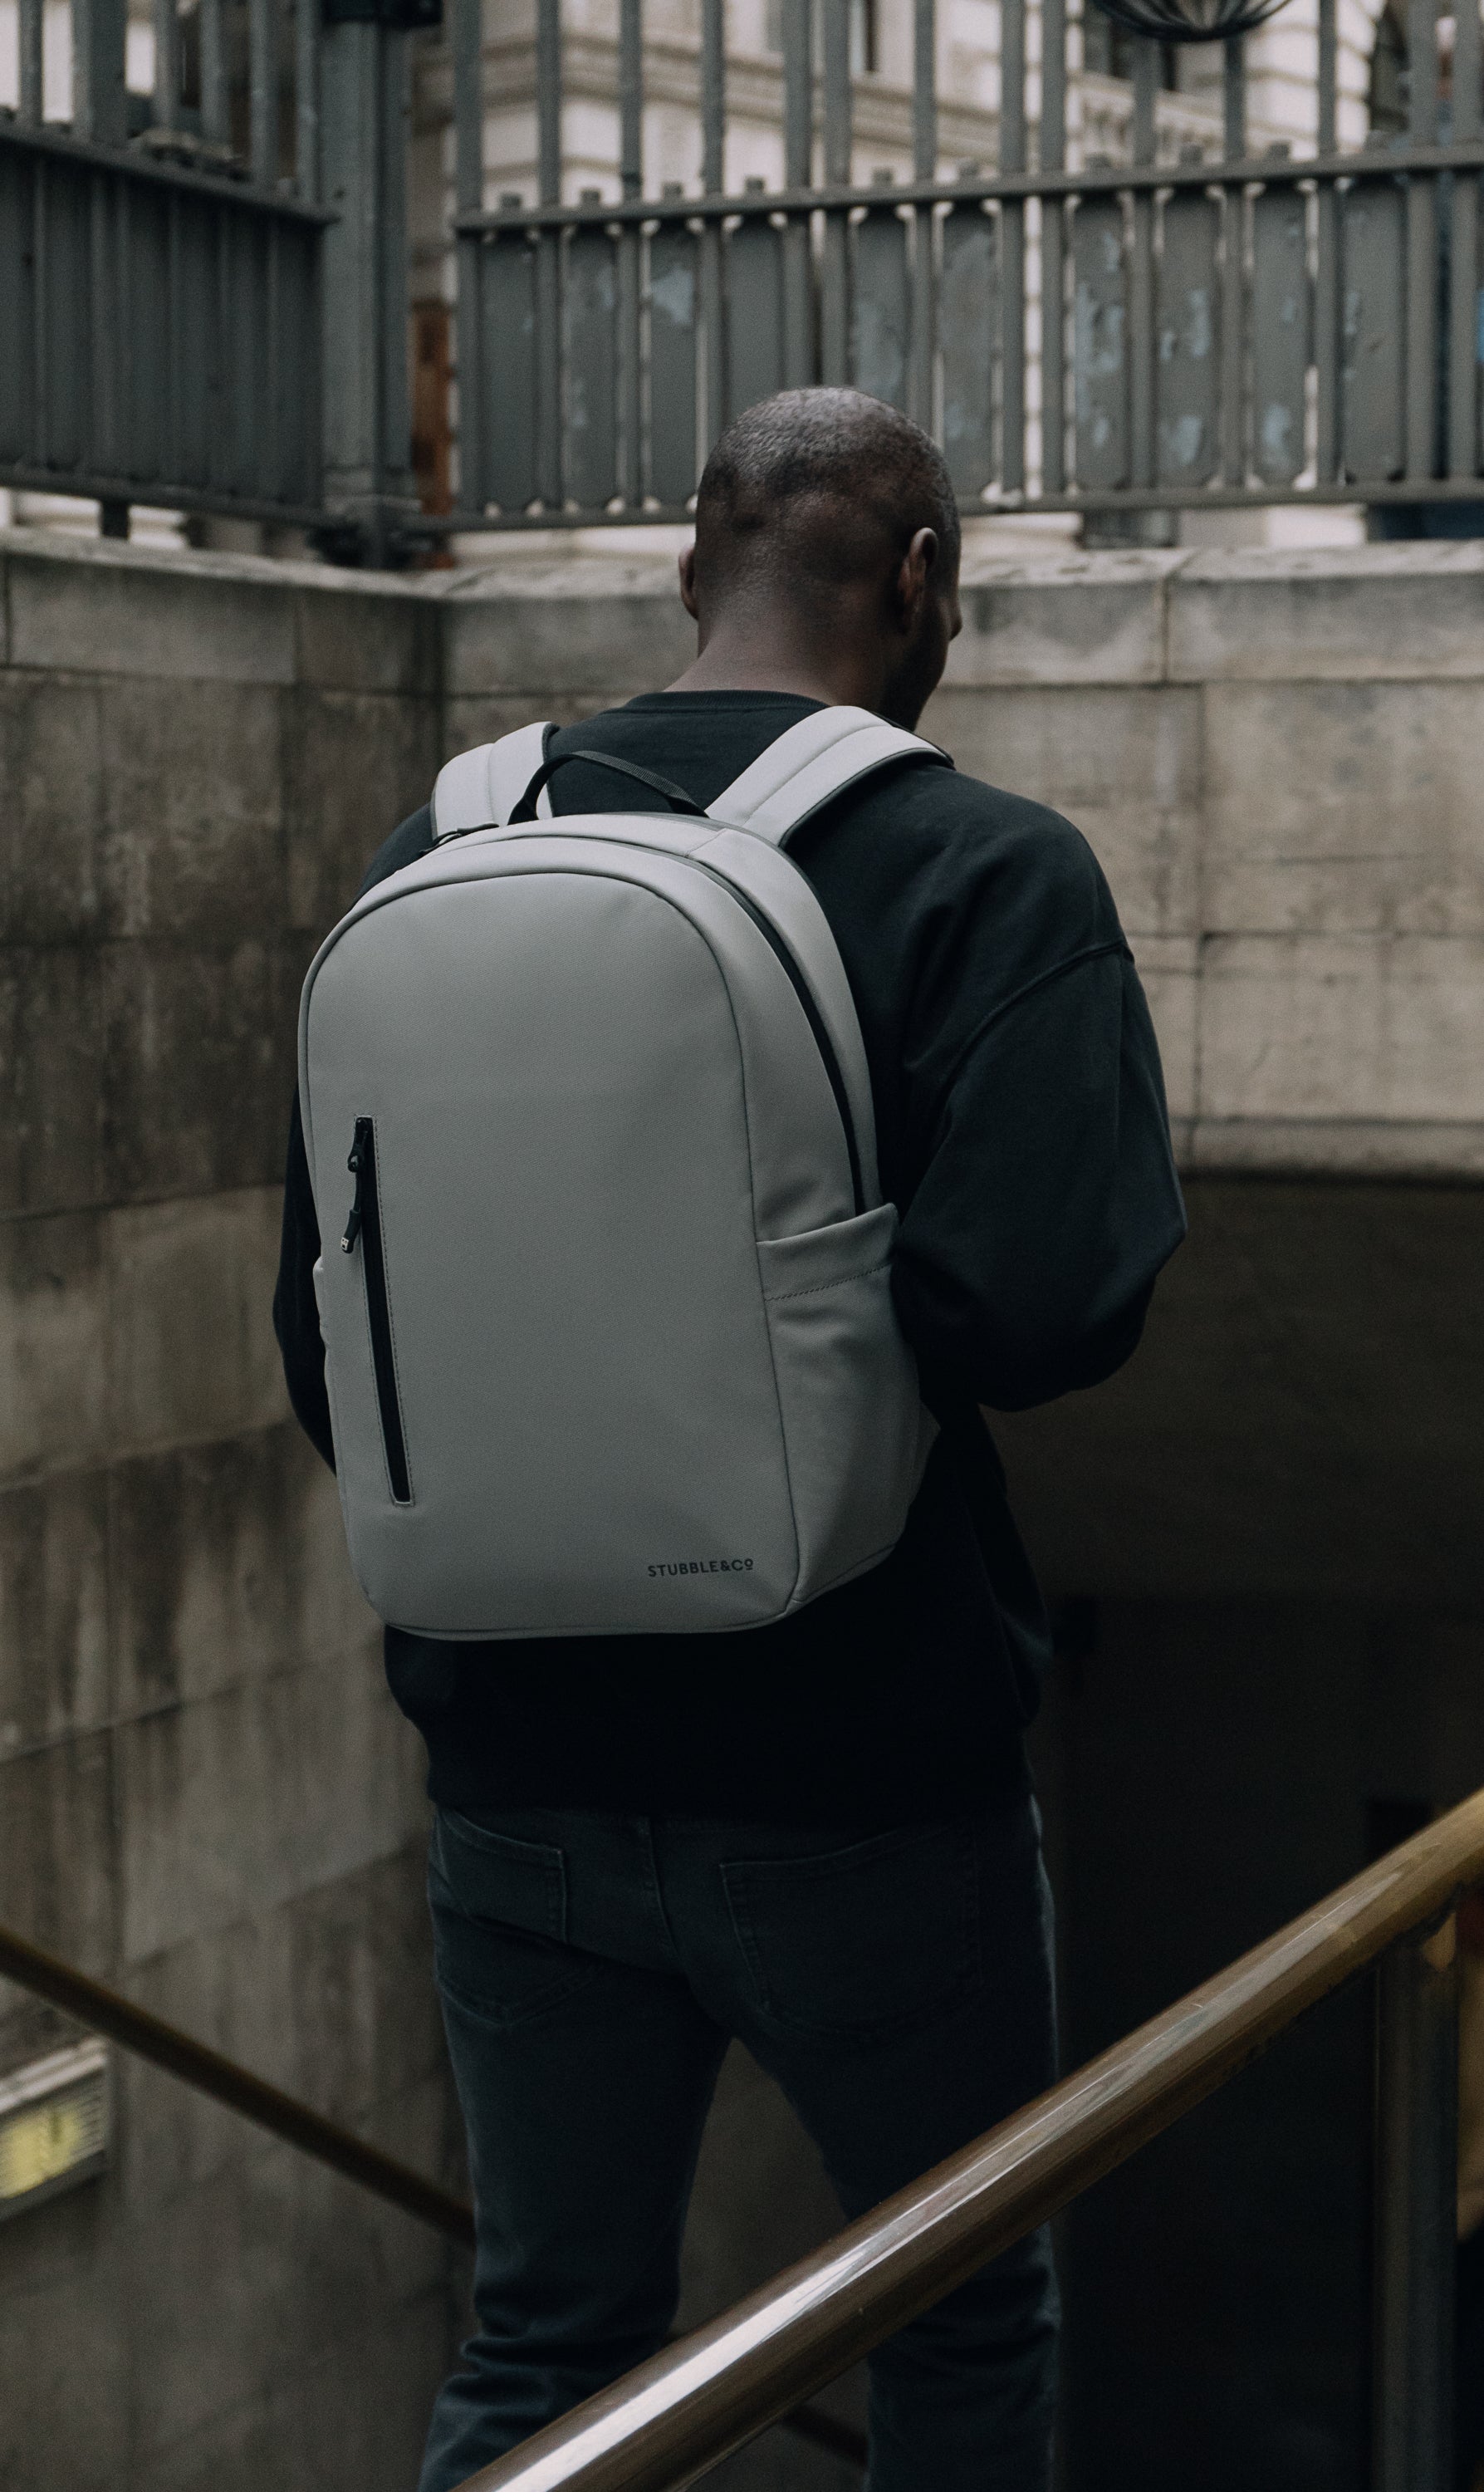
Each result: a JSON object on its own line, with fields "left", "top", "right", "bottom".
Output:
{"left": 274, "top": 691, "right": 1186, "bottom": 1823}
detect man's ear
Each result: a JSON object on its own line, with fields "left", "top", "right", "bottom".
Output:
{"left": 894, "top": 527, "right": 938, "bottom": 632}
{"left": 678, "top": 544, "right": 701, "bottom": 622}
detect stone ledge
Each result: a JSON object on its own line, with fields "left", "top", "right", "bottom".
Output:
{"left": 1175, "top": 1116, "right": 1484, "bottom": 1180}
{"left": 7, "top": 530, "right": 1483, "bottom": 694}
{"left": 1169, "top": 542, "right": 1484, "bottom": 684}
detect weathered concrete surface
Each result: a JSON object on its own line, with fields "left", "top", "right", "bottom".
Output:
{"left": 4, "top": 527, "right": 1484, "bottom": 2492}
{"left": 0, "top": 532, "right": 455, "bottom": 2492}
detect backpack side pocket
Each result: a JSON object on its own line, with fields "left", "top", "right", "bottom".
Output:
{"left": 757, "top": 1203, "right": 933, "bottom": 1607}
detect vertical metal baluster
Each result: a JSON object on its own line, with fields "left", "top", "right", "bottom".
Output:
{"left": 1448, "top": 0, "right": 1481, "bottom": 473}
{"left": 701, "top": 0, "right": 726, "bottom": 454}
{"left": 91, "top": 172, "right": 117, "bottom": 503}
{"left": 453, "top": 0, "right": 483, "bottom": 508}
{"left": 154, "top": 0, "right": 180, "bottom": 130}
{"left": 1220, "top": 37, "right": 1246, "bottom": 483}
{"left": 727, "top": 184, "right": 786, "bottom": 417}
{"left": 781, "top": 0, "right": 811, "bottom": 385}
{"left": 1158, "top": 159, "right": 1222, "bottom": 487}
{"left": 702, "top": 0, "right": 724, "bottom": 193}
{"left": 821, "top": 0, "right": 851, "bottom": 385}
{"left": 619, "top": 0, "right": 642, "bottom": 192}
{"left": 650, "top": 189, "right": 698, "bottom": 502}
{"left": 909, "top": 0, "right": 936, "bottom": 428}
{"left": 619, "top": 0, "right": 643, "bottom": 505}
{"left": 249, "top": 0, "right": 277, "bottom": 188}
{"left": 567, "top": 208, "right": 620, "bottom": 505}
{"left": 1251, "top": 158, "right": 1309, "bottom": 483}
{"left": 200, "top": 0, "right": 227, "bottom": 147}
{"left": 18, "top": 0, "right": 42, "bottom": 122}
{"left": 1373, "top": 1926, "right": 1457, "bottom": 2492}
{"left": 33, "top": 161, "right": 49, "bottom": 472}
{"left": 822, "top": 0, "right": 851, "bottom": 179}
{"left": 168, "top": 186, "right": 182, "bottom": 485}
{"left": 913, "top": 0, "right": 937, "bottom": 177}
{"left": 1315, "top": 0, "right": 1339, "bottom": 478}
{"left": 1343, "top": 157, "right": 1408, "bottom": 483}
{"left": 1130, "top": 38, "right": 1157, "bottom": 489}
{"left": 1407, "top": 0, "right": 1439, "bottom": 481}
{"left": 1001, "top": 0, "right": 1026, "bottom": 492}
{"left": 73, "top": 0, "right": 127, "bottom": 146}
{"left": 536, "top": 0, "right": 562, "bottom": 505}
{"left": 1041, "top": 0, "right": 1067, "bottom": 493}
{"left": 1223, "top": 42, "right": 1246, "bottom": 170}
{"left": 382, "top": 27, "right": 413, "bottom": 514}
{"left": 264, "top": 213, "right": 282, "bottom": 499}
{"left": 296, "top": 0, "right": 321, "bottom": 200}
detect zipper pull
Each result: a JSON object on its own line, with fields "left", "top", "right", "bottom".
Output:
{"left": 341, "top": 1119, "right": 370, "bottom": 1253}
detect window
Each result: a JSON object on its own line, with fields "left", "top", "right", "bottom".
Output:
{"left": 1081, "top": 6, "right": 1178, "bottom": 90}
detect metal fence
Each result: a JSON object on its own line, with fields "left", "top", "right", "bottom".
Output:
{"left": 446, "top": 0, "right": 1484, "bottom": 528}
{"left": 0, "top": 0, "right": 329, "bottom": 525}
{"left": 5, "top": 0, "right": 1482, "bottom": 551}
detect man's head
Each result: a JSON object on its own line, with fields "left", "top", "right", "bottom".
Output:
{"left": 676, "top": 388, "right": 962, "bottom": 730}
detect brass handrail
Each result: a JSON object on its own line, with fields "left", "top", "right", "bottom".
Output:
{"left": 0, "top": 1919, "right": 477, "bottom": 2245}
{"left": 450, "top": 1788, "right": 1484, "bottom": 2492}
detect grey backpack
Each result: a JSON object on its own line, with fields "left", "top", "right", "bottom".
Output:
{"left": 299, "top": 705, "right": 943, "bottom": 1639}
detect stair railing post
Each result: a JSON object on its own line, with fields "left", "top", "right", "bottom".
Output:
{"left": 1373, "top": 1920, "right": 1458, "bottom": 2491}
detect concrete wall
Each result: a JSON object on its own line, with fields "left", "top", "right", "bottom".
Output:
{"left": 4, "top": 527, "right": 1484, "bottom": 2491}
{"left": 0, "top": 536, "right": 455, "bottom": 2491}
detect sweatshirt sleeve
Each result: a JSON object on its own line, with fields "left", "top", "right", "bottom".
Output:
{"left": 889, "top": 836, "right": 1186, "bottom": 1415}
{"left": 272, "top": 1089, "right": 335, "bottom": 1468}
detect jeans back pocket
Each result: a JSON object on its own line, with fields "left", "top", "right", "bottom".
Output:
{"left": 721, "top": 1819, "right": 982, "bottom": 2043}
{"left": 430, "top": 1809, "right": 595, "bottom": 2026}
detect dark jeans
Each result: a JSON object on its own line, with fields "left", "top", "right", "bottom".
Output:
{"left": 421, "top": 1798, "right": 1059, "bottom": 2492}
{"left": 1458, "top": 2225, "right": 1484, "bottom": 2490}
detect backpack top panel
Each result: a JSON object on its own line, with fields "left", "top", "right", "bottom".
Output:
{"left": 301, "top": 826, "right": 867, "bottom": 1245}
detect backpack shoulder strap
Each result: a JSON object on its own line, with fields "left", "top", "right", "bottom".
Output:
{"left": 432, "top": 721, "right": 556, "bottom": 841}
{"left": 706, "top": 706, "right": 949, "bottom": 848}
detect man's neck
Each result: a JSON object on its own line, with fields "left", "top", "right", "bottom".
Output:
{"left": 664, "top": 618, "right": 884, "bottom": 712}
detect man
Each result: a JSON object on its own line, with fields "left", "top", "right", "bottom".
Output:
{"left": 274, "top": 387, "right": 1186, "bottom": 2490}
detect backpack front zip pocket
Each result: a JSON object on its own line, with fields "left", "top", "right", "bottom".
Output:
{"left": 340, "top": 1116, "right": 413, "bottom": 1504}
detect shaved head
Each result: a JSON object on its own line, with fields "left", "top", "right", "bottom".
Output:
{"left": 693, "top": 388, "right": 960, "bottom": 611}
{"left": 671, "top": 387, "right": 962, "bottom": 729}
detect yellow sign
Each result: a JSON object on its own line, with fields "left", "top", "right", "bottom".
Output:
{"left": 0, "top": 2097, "right": 92, "bottom": 2201}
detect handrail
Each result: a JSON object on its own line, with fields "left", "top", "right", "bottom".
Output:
{"left": 0, "top": 1920, "right": 477, "bottom": 2245}
{"left": 0, "top": 1916, "right": 866, "bottom": 2470}
{"left": 449, "top": 1788, "right": 1484, "bottom": 2492}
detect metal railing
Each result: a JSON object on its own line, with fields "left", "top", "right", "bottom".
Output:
{"left": 7, "top": 0, "right": 1481, "bottom": 550}
{"left": 4, "top": 1792, "right": 1478, "bottom": 2481}
{"left": 443, "top": 0, "right": 1484, "bottom": 528}
{"left": 429, "top": 1787, "right": 1484, "bottom": 2492}
{"left": 0, "top": 0, "right": 420, "bottom": 547}
{"left": 0, "top": 0, "right": 329, "bottom": 526}
{"left": 0, "top": 1915, "right": 866, "bottom": 2473}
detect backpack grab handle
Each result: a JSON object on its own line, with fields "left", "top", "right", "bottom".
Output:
{"left": 510, "top": 748, "right": 710, "bottom": 823}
